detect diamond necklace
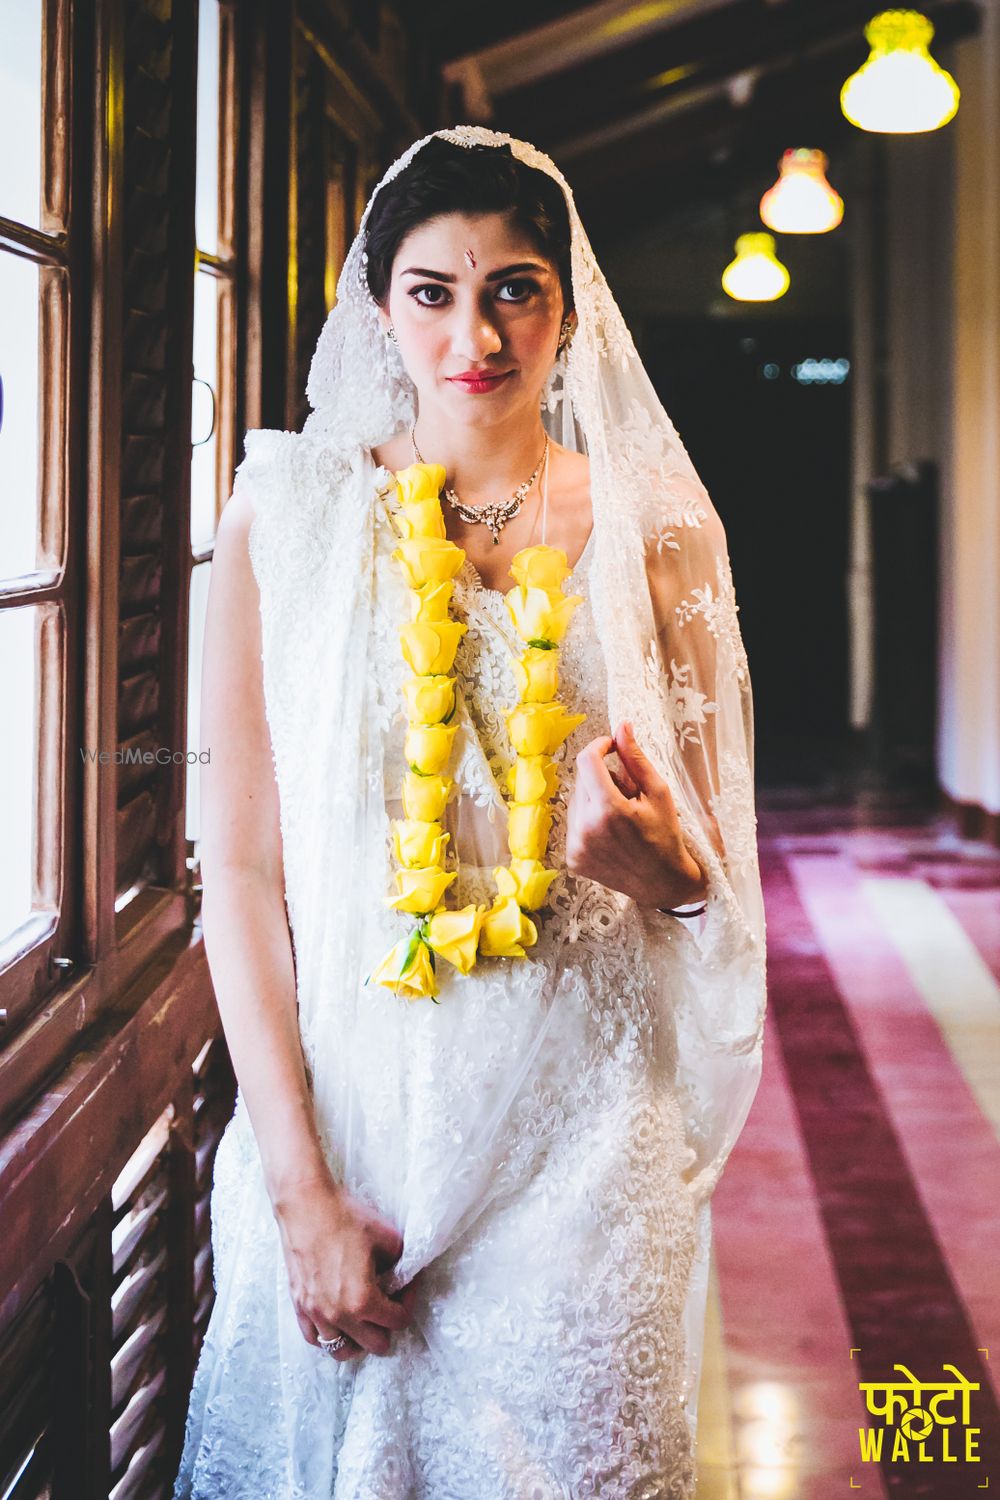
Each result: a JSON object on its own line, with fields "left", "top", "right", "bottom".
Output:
{"left": 410, "top": 423, "right": 549, "bottom": 545}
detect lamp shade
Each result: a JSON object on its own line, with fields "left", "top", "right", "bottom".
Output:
{"left": 760, "top": 149, "right": 844, "bottom": 234}
{"left": 722, "top": 233, "right": 790, "bottom": 302}
{"left": 841, "top": 9, "right": 960, "bottom": 133}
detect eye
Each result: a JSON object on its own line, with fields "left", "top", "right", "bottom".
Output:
{"left": 406, "top": 278, "right": 540, "bottom": 308}
{"left": 409, "top": 284, "right": 452, "bottom": 307}
{"left": 496, "top": 278, "right": 539, "bottom": 303}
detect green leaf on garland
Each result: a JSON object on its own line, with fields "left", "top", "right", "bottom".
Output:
{"left": 400, "top": 925, "right": 422, "bottom": 975}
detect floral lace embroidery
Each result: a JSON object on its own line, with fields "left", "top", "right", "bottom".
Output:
{"left": 612, "top": 400, "right": 710, "bottom": 529}
{"left": 661, "top": 654, "right": 720, "bottom": 752}
{"left": 713, "top": 748, "right": 761, "bottom": 880}
{"left": 674, "top": 556, "right": 750, "bottom": 688}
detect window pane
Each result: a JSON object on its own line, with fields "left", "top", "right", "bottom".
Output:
{"left": 186, "top": 560, "right": 211, "bottom": 846}
{"left": 0, "top": 252, "right": 41, "bottom": 577}
{"left": 191, "top": 269, "right": 219, "bottom": 547}
{"left": 195, "top": 0, "right": 220, "bottom": 255}
{"left": 0, "top": 2, "right": 43, "bottom": 229}
{"left": 0, "top": 607, "right": 41, "bottom": 938}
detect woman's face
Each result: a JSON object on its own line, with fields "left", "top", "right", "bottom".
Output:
{"left": 378, "top": 210, "right": 568, "bottom": 432}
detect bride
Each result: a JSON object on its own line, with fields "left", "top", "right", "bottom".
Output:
{"left": 173, "top": 127, "right": 767, "bottom": 1499}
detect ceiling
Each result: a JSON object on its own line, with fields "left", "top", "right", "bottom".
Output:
{"left": 405, "top": 0, "right": 981, "bottom": 242}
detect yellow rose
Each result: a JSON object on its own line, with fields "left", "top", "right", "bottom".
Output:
{"left": 479, "top": 895, "right": 538, "bottom": 958}
{"left": 512, "top": 646, "right": 560, "bottom": 703}
{"left": 394, "top": 463, "right": 446, "bottom": 505}
{"left": 507, "top": 802, "right": 554, "bottom": 861}
{"left": 386, "top": 865, "right": 456, "bottom": 914}
{"left": 401, "top": 675, "right": 455, "bottom": 725}
{"left": 399, "top": 620, "right": 467, "bottom": 676}
{"left": 410, "top": 581, "right": 454, "bottom": 622}
{"left": 393, "top": 497, "right": 446, "bottom": 540}
{"left": 392, "top": 819, "right": 449, "bottom": 869}
{"left": 392, "top": 537, "right": 466, "bottom": 589}
{"left": 509, "top": 544, "right": 571, "bottom": 590}
{"left": 368, "top": 934, "right": 438, "bottom": 1000}
{"left": 506, "top": 702, "right": 587, "bottom": 757}
{"left": 426, "top": 903, "right": 486, "bottom": 975}
{"left": 402, "top": 770, "right": 452, "bottom": 821}
{"left": 495, "top": 860, "right": 560, "bottom": 911}
{"left": 504, "top": 585, "right": 584, "bottom": 644}
{"left": 506, "top": 754, "right": 560, "bottom": 804}
{"left": 405, "top": 721, "right": 460, "bottom": 775}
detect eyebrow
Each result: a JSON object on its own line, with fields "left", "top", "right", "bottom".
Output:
{"left": 399, "top": 261, "right": 551, "bottom": 283}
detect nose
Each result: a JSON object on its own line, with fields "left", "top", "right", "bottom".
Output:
{"left": 450, "top": 297, "right": 503, "bottom": 363}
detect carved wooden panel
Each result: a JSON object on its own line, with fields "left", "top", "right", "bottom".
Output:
{"left": 0, "top": 1034, "right": 235, "bottom": 1500}
{"left": 117, "top": 0, "right": 195, "bottom": 897}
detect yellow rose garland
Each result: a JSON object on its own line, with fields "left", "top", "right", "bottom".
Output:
{"left": 367, "top": 462, "right": 586, "bottom": 1002}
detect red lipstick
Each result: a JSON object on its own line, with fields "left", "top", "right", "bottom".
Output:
{"left": 447, "top": 370, "right": 513, "bottom": 394}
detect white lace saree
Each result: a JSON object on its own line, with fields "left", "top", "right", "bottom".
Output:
{"left": 173, "top": 127, "right": 767, "bottom": 1500}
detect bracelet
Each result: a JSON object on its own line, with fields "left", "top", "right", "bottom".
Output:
{"left": 656, "top": 901, "right": 707, "bottom": 918}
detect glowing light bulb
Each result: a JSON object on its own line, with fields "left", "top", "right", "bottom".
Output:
{"left": 722, "top": 233, "right": 790, "bottom": 303}
{"left": 760, "top": 149, "right": 844, "bottom": 234}
{"left": 841, "top": 10, "right": 960, "bottom": 133}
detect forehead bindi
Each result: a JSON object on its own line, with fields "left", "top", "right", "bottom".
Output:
{"left": 394, "top": 214, "right": 553, "bottom": 280}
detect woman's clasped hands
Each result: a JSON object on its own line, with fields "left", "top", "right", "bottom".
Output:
{"left": 566, "top": 720, "right": 708, "bottom": 910}
{"left": 271, "top": 1168, "right": 421, "bottom": 1362}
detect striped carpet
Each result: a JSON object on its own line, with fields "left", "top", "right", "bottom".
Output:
{"left": 695, "top": 793, "right": 1000, "bottom": 1498}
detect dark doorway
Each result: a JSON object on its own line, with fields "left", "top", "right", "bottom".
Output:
{"left": 643, "top": 316, "right": 853, "bottom": 784}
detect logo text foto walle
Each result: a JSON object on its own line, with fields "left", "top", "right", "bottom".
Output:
{"left": 858, "top": 1363, "right": 980, "bottom": 1464}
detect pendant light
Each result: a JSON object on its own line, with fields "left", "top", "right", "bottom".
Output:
{"left": 840, "top": 9, "right": 960, "bottom": 133}
{"left": 722, "top": 233, "right": 790, "bottom": 302}
{"left": 759, "top": 149, "right": 844, "bottom": 234}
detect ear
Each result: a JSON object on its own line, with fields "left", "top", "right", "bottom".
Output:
{"left": 557, "top": 308, "right": 578, "bottom": 354}
{"left": 375, "top": 302, "right": 391, "bottom": 336}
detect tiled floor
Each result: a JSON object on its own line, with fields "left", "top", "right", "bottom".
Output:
{"left": 696, "top": 786, "right": 1000, "bottom": 1498}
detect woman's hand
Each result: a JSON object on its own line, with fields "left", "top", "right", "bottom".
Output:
{"left": 565, "top": 720, "right": 708, "bottom": 909}
{"left": 271, "top": 1168, "right": 420, "bottom": 1361}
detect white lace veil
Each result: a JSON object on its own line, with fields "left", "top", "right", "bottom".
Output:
{"left": 237, "top": 125, "right": 766, "bottom": 1471}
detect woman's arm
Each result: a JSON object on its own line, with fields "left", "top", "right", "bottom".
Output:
{"left": 199, "top": 485, "right": 419, "bottom": 1359}
{"left": 198, "top": 485, "right": 328, "bottom": 1204}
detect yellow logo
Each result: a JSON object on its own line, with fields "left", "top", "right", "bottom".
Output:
{"left": 858, "top": 1363, "right": 981, "bottom": 1465}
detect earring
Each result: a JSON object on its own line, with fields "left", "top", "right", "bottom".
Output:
{"left": 386, "top": 325, "right": 398, "bottom": 344}
{"left": 557, "top": 317, "right": 574, "bottom": 355}
{"left": 541, "top": 360, "right": 563, "bottom": 416}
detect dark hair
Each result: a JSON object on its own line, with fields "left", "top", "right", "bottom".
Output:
{"left": 363, "top": 138, "right": 573, "bottom": 313}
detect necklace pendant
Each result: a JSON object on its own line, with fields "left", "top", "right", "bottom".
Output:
{"left": 411, "top": 424, "right": 549, "bottom": 548}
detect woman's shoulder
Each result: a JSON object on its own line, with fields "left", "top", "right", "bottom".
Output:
{"left": 549, "top": 443, "right": 592, "bottom": 555}
{"left": 231, "top": 425, "right": 363, "bottom": 530}
{"left": 552, "top": 441, "right": 589, "bottom": 475}
{"left": 229, "top": 427, "right": 299, "bottom": 527}
{"left": 548, "top": 441, "right": 589, "bottom": 508}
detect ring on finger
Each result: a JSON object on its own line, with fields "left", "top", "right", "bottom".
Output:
{"left": 317, "top": 1331, "right": 350, "bottom": 1355}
